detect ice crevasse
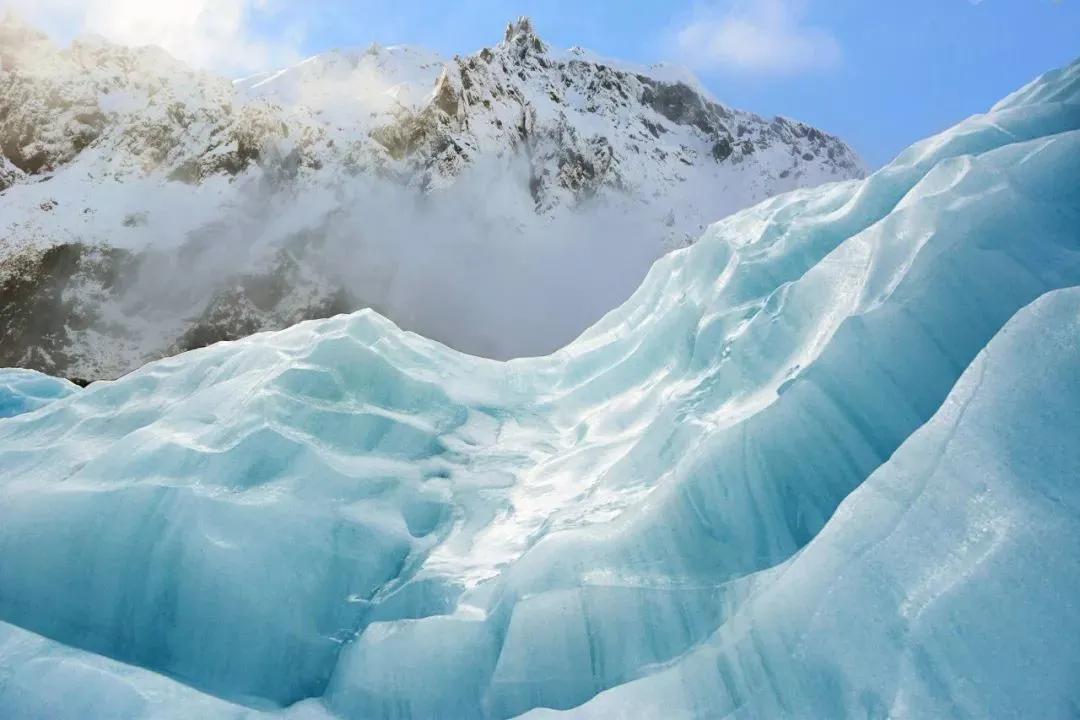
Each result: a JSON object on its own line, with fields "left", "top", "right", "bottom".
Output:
{"left": 0, "top": 59, "right": 1079, "bottom": 719}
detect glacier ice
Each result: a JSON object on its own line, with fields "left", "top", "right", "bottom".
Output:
{"left": 523, "top": 286, "right": 1080, "bottom": 719}
{"left": 0, "top": 59, "right": 1078, "bottom": 719}
{"left": 0, "top": 369, "right": 78, "bottom": 419}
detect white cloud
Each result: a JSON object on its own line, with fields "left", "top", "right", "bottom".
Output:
{"left": 673, "top": 0, "right": 841, "bottom": 75}
{"left": 1, "top": 0, "right": 302, "bottom": 75}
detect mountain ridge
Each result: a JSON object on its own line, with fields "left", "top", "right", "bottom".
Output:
{"left": 0, "top": 14, "right": 865, "bottom": 379}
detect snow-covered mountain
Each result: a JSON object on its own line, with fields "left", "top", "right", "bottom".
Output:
{"left": 0, "top": 58, "right": 1077, "bottom": 720}
{"left": 0, "top": 14, "right": 864, "bottom": 379}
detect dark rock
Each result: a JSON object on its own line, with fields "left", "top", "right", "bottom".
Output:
{"left": 711, "top": 137, "right": 733, "bottom": 162}
{"left": 0, "top": 243, "right": 137, "bottom": 377}
{"left": 639, "top": 80, "right": 722, "bottom": 136}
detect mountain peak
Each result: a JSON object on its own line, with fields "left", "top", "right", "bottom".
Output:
{"left": 503, "top": 16, "right": 546, "bottom": 54}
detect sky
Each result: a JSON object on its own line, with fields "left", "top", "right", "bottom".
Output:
{"left": 5, "top": 0, "right": 1079, "bottom": 167}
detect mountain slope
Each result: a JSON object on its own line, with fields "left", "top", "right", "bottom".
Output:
{"left": 0, "top": 58, "right": 1077, "bottom": 719}
{"left": 0, "top": 15, "right": 864, "bottom": 378}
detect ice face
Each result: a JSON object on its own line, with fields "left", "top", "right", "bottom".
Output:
{"left": 522, "top": 287, "right": 1080, "bottom": 720}
{"left": 0, "top": 60, "right": 1078, "bottom": 719}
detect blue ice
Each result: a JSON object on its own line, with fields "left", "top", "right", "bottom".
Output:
{"left": 0, "top": 59, "right": 1079, "bottom": 719}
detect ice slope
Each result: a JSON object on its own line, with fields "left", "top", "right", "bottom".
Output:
{"left": 524, "top": 286, "right": 1080, "bottom": 720}
{"left": 0, "top": 59, "right": 1078, "bottom": 718}
{"left": 2, "top": 289, "right": 1079, "bottom": 720}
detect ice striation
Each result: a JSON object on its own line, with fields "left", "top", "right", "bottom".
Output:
{"left": 0, "top": 59, "right": 1078, "bottom": 718}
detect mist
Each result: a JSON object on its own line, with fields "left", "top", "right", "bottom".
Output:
{"left": 116, "top": 153, "right": 676, "bottom": 362}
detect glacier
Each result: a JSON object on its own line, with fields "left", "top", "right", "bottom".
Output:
{"left": 0, "top": 58, "right": 1078, "bottom": 719}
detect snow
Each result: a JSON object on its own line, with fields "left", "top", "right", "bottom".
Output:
{"left": 0, "top": 58, "right": 1078, "bottom": 718}
{"left": 1, "top": 14, "right": 865, "bottom": 377}
{"left": 556, "top": 45, "right": 715, "bottom": 99}
{"left": 235, "top": 45, "right": 447, "bottom": 126}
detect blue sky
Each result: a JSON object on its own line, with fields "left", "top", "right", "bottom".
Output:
{"left": 9, "top": 0, "right": 1080, "bottom": 167}
{"left": 286, "top": 0, "right": 1079, "bottom": 167}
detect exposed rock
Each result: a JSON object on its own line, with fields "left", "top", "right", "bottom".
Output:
{"left": 0, "top": 16, "right": 866, "bottom": 379}
{"left": 0, "top": 243, "right": 137, "bottom": 376}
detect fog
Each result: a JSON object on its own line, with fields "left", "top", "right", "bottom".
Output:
{"left": 120, "top": 154, "right": 674, "bottom": 361}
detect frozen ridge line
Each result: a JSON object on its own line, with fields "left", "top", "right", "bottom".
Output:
{"left": 0, "top": 58, "right": 1078, "bottom": 718}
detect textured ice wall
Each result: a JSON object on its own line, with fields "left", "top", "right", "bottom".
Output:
{"left": 525, "top": 287, "right": 1080, "bottom": 719}
{"left": 0, "top": 60, "right": 1078, "bottom": 719}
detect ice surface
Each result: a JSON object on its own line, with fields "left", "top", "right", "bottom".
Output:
{"left": 0, "top": 369, "right": 78, "bottom": 418}
{"left": 0, "top": 59, "right": 1078, "bottom": 718}
{"left": 523, "top": 287, "right": 1080, "bottom": 719}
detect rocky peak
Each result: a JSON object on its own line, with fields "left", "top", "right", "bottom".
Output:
{"left": 345, "top": 15, "right": 863, "bottom": 211}
{"left": 502, "top": 16, "right": 547, "bottom": 57}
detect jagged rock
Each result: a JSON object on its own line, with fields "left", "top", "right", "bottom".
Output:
{"left": 432, "top": 68, "right": 461, "bottom": 117}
